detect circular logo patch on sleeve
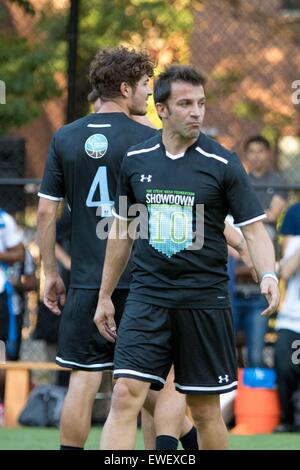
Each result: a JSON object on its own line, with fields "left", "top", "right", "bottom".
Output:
{"left": 84, "top": 134, "right": 108, "bottom": 159}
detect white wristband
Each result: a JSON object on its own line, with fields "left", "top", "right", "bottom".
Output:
{"left": 261, "top": 272, "right": 279, "bottom": 284}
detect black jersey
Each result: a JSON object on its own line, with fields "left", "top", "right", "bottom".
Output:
{"left": 114, "top": 132, "right": 265, "bottom": 308}
{"left": 38, "top": 113, "right": 156, "bottom": 289}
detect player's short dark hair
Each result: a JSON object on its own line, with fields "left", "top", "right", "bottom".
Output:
{"left": 244, "top": 135, "right": 271, "bottom": 151}
{"left": 87, "top": 89, "right": 99, "bottom": 103}
{"left": 89, "top": 46, "right": 155, "bottom": 101}
{"left": 154, "top": 65, "right": 206, "bottom": 104}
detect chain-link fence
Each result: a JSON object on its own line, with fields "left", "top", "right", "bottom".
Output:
{"left": 191, "top": 0, "right": 300, "bottom": 159}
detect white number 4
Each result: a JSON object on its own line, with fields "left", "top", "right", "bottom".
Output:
{"left": 86, "top": 166, "right": 114, "bottom": 217}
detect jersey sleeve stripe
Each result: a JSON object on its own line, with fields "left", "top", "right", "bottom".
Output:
{"left": 234, "top": 213, "right": 267, "bottom": 227}
{"left": 37, "top": 192, "right": 64, "bottom": 201}
{"left": 196, "top": 146, "right": 228, "bottom": 165}
{"left": 127, "top": 143, "right": 160, "bottom": 156}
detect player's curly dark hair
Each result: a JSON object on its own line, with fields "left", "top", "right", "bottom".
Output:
{"left": 89, "top": 46, "right": 155, "bottom": 101}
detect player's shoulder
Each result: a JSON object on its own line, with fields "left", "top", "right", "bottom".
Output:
{"left": 53, "top": 115, "right": 91, "bottom": 142}
{"left": 125, "top": 132, "right": 161, "bottom": 158}
{"left": 117, "top": 115, "right": 157, "bottom": 139}
{"left": 195, "top": 133, "right": 236, "bottom": 165}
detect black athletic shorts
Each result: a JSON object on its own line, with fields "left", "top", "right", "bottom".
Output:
{"left": 114, "top": 300, "right": 238, "bottom": 394}
{"left": 56, "top": 288, "right": 129, "bottom": 371}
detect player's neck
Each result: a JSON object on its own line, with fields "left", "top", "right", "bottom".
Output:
{"left": 96, "top": 99, "right": 130, "bottom": 116}
{"left": 161, "top": 130, "right": 198, "bottom": 156}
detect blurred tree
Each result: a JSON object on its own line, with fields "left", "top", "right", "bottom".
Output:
{"left": 9, "top": 0, "right": 35, "bottom": 15}
{"left": 42, "top": 0, "right": 194, "bottom": 120}
{"left": 4, "top": 0, "right": 296, "bottom": 141}
{"left": 0, "top": 0, "right": 194, "bottom": 132}
{"left": 0, "top": 1, "right": 62, "bottom": 135}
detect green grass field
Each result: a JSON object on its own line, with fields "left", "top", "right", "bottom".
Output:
{"left": 0, "top": 427, "right": 299, "bottom": 450}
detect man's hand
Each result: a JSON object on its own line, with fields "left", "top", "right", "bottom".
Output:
{"left": 44, "top": 275, "right": 66, "bottom": 315}
{"left": 94, "top": 297, "right": 117, "bottom": 343}
{"left": 260, "top": 278, "right": 280, "bottom": 317}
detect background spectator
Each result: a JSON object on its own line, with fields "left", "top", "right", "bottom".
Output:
{"left": 274, "top": 202, "right": 300, "bottom": 432}
{"left": 0, "top": 209, "right": 24, "bottom": 360}
{"left": 232, "top": 136, "right": 287, "bottom": 367}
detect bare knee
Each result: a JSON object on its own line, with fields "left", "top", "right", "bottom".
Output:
{"left": 111, "top": 379, "right": 146, "bottom": 415}
{"left": 187, "top": 395, "right": 221, "bottom": 429}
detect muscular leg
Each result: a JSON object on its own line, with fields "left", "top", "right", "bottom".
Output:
{"left": 141, "top": 407, "right": 156, "bottom": 450}
{"left": 60, "top": 370, "right": 102, "bottom": 447}
{"left": 187, "top": 394, "right": 228, "bottom": 450}
{"left": 100, "top": 378, "right": 150, "bottom": 450}
{"left": 142, "top": 369, "right": 197, "bottom": 450}
{"left": 180, "top": 410, "right": 195, "bottom": 438}
{"left": 154, "top": 373, "right": 185, "bottom": 439}
{"left": 141, "top": 389, "right": 157, "bottom": 449}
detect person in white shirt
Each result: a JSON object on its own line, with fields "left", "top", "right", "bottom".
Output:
{"left": 0, "top": 209, "right": 24, "bottom": 359}
{"left": 274, "top": 234, "right": 300, "bottom": 432}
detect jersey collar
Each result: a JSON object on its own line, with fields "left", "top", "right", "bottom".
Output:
{"left": 159, "top": 132, "right": 203, "bottom": 159}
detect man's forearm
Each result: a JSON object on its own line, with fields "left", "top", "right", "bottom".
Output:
{"left": 241, "top": 221, "right": 276, "bottom": 279}
{"left": 99, "top": 240, "right": 133, "bottom": 298}
{"left": 224, "top": 221, "right": 244, "bottom": 253}
{"left": 37, "top": 200, "right": 58, "bottom": 276}
{"left": 99, "top": 236, "right": 133, "bottom": 299}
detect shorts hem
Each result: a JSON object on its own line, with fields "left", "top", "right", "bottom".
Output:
{"left": 56, "top": 356, "right": 114, "bottom": 371}
{"left": 113, "top": 368, "right": 165, "bottom": 390}
{"left": 174, "top": 380, "right": 238, "bottom": 395}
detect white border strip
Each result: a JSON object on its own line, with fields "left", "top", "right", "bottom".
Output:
{"left": 196, "top": 146, "right": 228, "bottom": 165}
{"left": 112, "top": 207, "right": 131, "bottom": 221}
{"left": 234, "top": 213, "right": 266, "bottom": 227}
{"left": 174, "top": 380, "right": 238, "bottom": 392}
{"left": 56, "top": 356, "right": 113, "bottom": 369}
{"left": 127, "top": 143, "right": 160, "bottom": 156}
{"left": 165, "top": 150, "right": 185, "bottom": 160}
{"left": 38, "top": 192, "right": 64, "bottom": 202}
{"left": 87, "top": 124, "right": 111, "bottom": 128}
{"left": 114, "top": 369, "right": 165, "bottom": 385}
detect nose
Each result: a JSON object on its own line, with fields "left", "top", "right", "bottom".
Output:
{"left": 190, "top": 105, "right": 201, "bottom": 117}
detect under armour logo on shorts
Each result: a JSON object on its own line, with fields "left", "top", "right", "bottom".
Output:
{"left": 218, "top": 375, "right": 229, "bottom": 384}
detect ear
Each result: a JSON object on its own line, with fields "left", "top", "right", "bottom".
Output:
{"left": 156, "top": 102, "right": 168, "bottom": 119}
{"left": 120, "top": 82, "right": 131, "bottom": 98}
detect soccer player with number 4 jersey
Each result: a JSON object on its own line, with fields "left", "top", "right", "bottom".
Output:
{"left": 37, "top": 47, "right": 156, "bottom": 450}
